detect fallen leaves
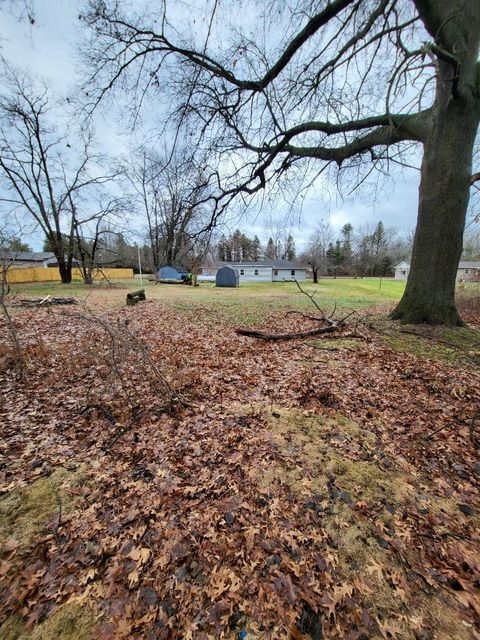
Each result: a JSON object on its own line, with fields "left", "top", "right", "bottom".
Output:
{"left": 0, "top": 300, "right": 479, "bottom": 638}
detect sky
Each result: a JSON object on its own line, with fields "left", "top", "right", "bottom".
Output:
{"left": 0, "top": 0, "right": 422, "bottom": 252}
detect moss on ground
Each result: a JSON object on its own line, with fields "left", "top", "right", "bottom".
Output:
{"left": 0, "top": 604, "right": 95, "bottom": 640}
{"left": 376, "top": 319, "right": 480, "bottom": 366}
{"left": 0, "top": 466, "right": 84, "bottom": 553}
{"left": 233, "top": 403, "right": 474, "bottom": 640}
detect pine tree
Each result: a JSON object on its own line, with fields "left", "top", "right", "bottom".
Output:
{"left": 217, "top": 234, "right": 228, "bottom": 261}
{"left": 252, "top": 235, "right": 262, "bottom": 261}
{"left": 326, "top": 240, "right": 343, "bottom": 278}
{"left": 265, "top": 237, "right": 276, "bottom": 260}
{"left": 341, "top": 223, "right": 353, "bottom": 267}
{"left": 285, "top": 234, "right": 296, "bottom": 260}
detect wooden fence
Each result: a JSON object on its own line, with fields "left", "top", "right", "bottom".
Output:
{"left": 6, "top": 267, "right": 134, "bottom": 284}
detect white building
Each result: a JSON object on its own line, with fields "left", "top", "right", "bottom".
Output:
{"left": 394, "top": 261, "right": 410, "bottom": 280}
{"left": 202, "top": 259, "right": 307, "bottom": 283}
{"left": 394, "top": 260, "right": 480, "bottom": 282}
{"left": 456, "top": 261, "right": 480, "bottom": 281}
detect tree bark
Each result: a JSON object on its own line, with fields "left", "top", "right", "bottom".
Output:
{"left": 391, "top": 56, "right": 480, "bottom": 326}
{"left": 58, "top": 259, "right": 72, "bottom": 284}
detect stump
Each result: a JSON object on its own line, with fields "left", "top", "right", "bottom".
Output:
{"left": 126, "top": 289, "right": 146, "bottom": 305}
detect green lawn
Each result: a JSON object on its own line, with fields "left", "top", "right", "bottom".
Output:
{"left": 6, "top": 277, "right": 405, "bottom": 323}
{"left": 7, "top": 276, "right": 479, "bottom": 329}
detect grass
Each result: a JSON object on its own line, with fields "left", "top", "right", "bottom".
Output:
{"left": 6, "top": 277, "right": 407, "bottom": 322}
{"left": 0, "top": 466, "right": 84, "bottom": 554}
{"left": 0, "top": 604, "right": 95, "bottom": 640}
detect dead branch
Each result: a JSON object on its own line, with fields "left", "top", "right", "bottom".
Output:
{"left": 236, "top": 325, "right": 339, "bottom": 341}
{"left": 13, "top": 297, "right": 79, "bottom": 307}
{"left": 292, "top": 278, "right": 326, "bottom": 315}
{"left": 237, "top": 278, "right": 355, "bottom": 341}
{"left": 286, "top": 310, "right": 324, "bottom": 322}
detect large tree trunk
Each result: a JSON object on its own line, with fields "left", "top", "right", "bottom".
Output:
{"left": 58, "top": 259, "right": 72, "bottom": 284}
{"left": 391, "top": 63, "right": 480, "bottom": 325}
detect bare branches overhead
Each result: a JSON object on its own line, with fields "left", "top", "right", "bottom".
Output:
{"left": 81, "top": 0, "right": 480, "bottom": 324}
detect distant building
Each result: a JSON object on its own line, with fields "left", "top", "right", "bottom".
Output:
{"left": 456, "top": 261, "right": 480, "bottom": 281}
{"left": 2, "top": 251, "right": 80, "bottom": 268}
{"left": 202, "top": 259, "right": 306, "bottom": 283}
{"left": 394, "top": 260, "right": 480, "bottom": 282}
{"left": 3, "top": 251, "right": 56, "bottom": 268}
{"left": 394, "top": 261, "right": 410, "bottom": 280}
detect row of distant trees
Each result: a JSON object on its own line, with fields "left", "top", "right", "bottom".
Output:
{"left": 301, "top": 221, "right": 413, "bottom": 282}
{"left": 216, "top": 230, "right": 295, "bottom": 263}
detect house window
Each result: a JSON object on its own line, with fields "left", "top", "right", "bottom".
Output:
{"left": 464, "top": 269, "right": 470, "bottom": 274}
{"left": 291, "top": 269, "right": 295, "bottom": 276}
{"left": 273, "top": 269, "right": 278, "bottom": 276}
{"left": 401, "top": 270, "right": 406, "bottom": 275}
{"left": 240, "top": 269, "right": 244, "bottom": 275}
{"left": 254, "top": 269, "right": 258, "bottom": 275}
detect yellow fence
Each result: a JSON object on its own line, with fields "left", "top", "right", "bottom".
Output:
{"left": 6, "top": 266, "right": 134, "bottom": 284}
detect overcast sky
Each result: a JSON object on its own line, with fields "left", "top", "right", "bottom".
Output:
{"left": 1, "top": 0, "right": 422, "bottom": 251}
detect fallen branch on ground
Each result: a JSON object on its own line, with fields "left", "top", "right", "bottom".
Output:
{"left": 236, "top": 324, "right": 339, "bottom": 341}
{"left": 237, "top": 279, "right": 359, "bottom": 341}
{"left": 14, "top": 296, "right": 79, "bottom": 307}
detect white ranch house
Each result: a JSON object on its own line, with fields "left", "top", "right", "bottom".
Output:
{"left": 201, "top": 259, "right": 307, "bottom": 283}
{"left": 394, "top": 261, "right": 480, "bottom": 282}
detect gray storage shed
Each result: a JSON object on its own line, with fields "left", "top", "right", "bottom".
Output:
{"left": 216, "top": 266, "right": 239, "bottom": 287}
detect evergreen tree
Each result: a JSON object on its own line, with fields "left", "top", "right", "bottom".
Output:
{"left": 265, "top": 237, "right": 276, "bottom": 260}
{"left": 341, "top": 223, "right": 353, "bottom": 267}
{"left": 284, "top": 234, "right": 296, "bottom": 260}
{"left": 217, "top": 234, "right": 228, "bottom": 261}
{"left": 252, "top": 235, "right": 262, "bottom": 260}
{"left": 230, "top": 229, "right": 243, "bottom": 261}
{"left": 370, "top": 221, "right": 387, "bottom": 275}
{"left": 326, "top": 240, "right": 343, "bottom": 278}
{"left": 240, "top": 234, "right": 253, "bottom": 260}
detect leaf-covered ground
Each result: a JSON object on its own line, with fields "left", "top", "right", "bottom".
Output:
{"left": 1, "top": 290, "right": 479, "bottom": 639}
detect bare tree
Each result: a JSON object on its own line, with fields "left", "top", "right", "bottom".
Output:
{"left": 0, "top": 67, "right": 115, "bottom": 283}
{"left": 124, "top": 148, "right": 212, "bottom": 270}
{"left": 302, "top": 221, "right": 333, "bottom": 283}
{"left": 71, "top": 193, "right": 127, "bottom": 284}
{"left": 81, "top": 0, "right": 480, "bottom": 325}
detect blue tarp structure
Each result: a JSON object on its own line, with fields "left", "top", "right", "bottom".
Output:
{"left": 216, "top": 266, "right": 239, "bottom": 287}
{"left": 157, "top": 265, "right": 188, "bottom": 280}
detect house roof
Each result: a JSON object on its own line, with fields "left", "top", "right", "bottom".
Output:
{"left": 216, "top": 259, "right": 304, "bottom": 269}
{"left": 6, "top": 251, "right": 55, "bottom": 262}
{"left": 395, "top": 260, "right": 480, "bottom": 270}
